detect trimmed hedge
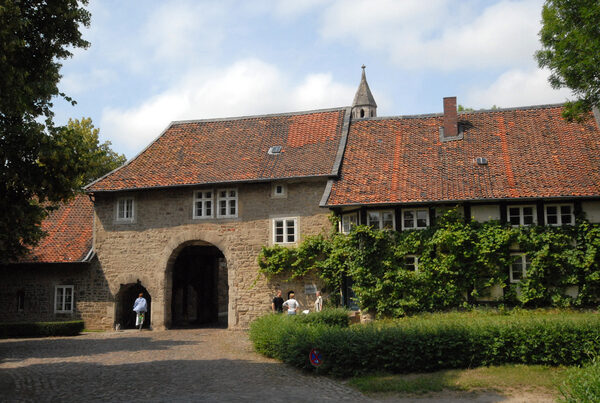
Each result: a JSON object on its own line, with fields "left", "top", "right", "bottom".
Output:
{"left": 0, "top": 320, "right": 84, "bottom": 338}
{"left": 249, "top": 311, "right": 600, "bottom": 377}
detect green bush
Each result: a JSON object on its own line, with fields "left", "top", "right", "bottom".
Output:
{"left": 249, "top": 309, "right": 349, "bottom": 360}
{"left": 250, "top": 311, "right": 600, "bottom": 377}
{"left": 0, "top": 320, "right": 84, "bottom": 338}
{"left": 560, "top": 357, "right": 600, "bottom": 402}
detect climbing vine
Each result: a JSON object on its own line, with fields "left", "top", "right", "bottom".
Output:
{"left": 257, "top": 210, "right": 600, "bottom": 317}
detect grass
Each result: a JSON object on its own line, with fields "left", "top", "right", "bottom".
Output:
{"left": 348, "top": 364, "right": 568, "bottom": 396}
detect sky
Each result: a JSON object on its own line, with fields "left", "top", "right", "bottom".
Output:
{"left": 52, "top": 0, "right": 573, "bottom": 159}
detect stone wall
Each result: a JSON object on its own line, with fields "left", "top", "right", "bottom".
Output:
{"left": 0, "top": 258, "right": 113, "bottom": 329}
{"left": 93, "top": 180, "right": 331, "bottom": 330}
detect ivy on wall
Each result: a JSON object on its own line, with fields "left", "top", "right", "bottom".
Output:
{"left": 257, "top": 210, "right": 600, "bottom": 317}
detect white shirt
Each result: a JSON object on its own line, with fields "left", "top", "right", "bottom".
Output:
{"left": 282, "top": 298, "right": 300, "bottom": 313}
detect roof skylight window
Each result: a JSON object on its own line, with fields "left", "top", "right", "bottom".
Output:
{"left": 268, "top": 146, "right": 282, "bottom": 155}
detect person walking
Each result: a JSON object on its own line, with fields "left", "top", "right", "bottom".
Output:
{"left": 133, "top": 293, "right": 147, "bottom": 331}
{"left": 314, "top": 291, "right": 323, "bottom": 312}
{"left": 282, "top": 292, "right": 301, "bottom": 315}
{"left": 272, "top": 290, "right": 284, "bottom": 313}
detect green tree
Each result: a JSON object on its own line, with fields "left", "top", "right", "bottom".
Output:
{"left": 67, "top": 118, "right": 127, "bottom": 185}
{"left": 0, "top": 0, "right": 91, "bottom": 261}
{"left": 536, "top": 0, "right": 600, "bottom": 121}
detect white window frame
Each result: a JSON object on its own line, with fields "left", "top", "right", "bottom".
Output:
{"left": 544, "top": 203, "right": 574, "bottom": 226}
{"left": 401, "top": 208, "right": 429, "bottom": 230}
{"left": 340, "top": 212, "right": 358, "bottom": 234}
{"left": 507, "top": 205, "right": 537, "bottom": 227}
{"left": 273, "top": 217, "right": 298, "bottom": 244}
{"left": 217, "top": 188, "right": 238, "bottom": 218}
{"left": 404, "top": 255, "right": 419, "bottom": 272}
{"left": 367, "top": 210, "right": 395, "bottom": 230}
{"left": 116, "top": 197, "right": 135, "bottom": 223}
{"left": 193, "top": 190, "right": 214, "bottom": 219}
{"left": 55, "top": 285, "right": 74, "bottom": 313}
{"left": 271, "top": 183, "right": 287, "bottom": 198}
{"left": 509, "top": 253, "right": 530, "bottom": 283}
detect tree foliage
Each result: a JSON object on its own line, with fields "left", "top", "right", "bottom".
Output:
{"left": 0, "top": 1, "right": 92, "bottom": 261}
{"left": 536, "top": 0, "right": 600, "bottom": 121}
{"left": 258, "top": 210, "right": 600, "bottom": 317}
{"left": 66, "top": 118, "right": 127, "bottom": 185}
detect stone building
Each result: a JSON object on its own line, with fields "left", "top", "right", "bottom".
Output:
{"left": 2, "top": 69, "right": 600, "bottom": 329}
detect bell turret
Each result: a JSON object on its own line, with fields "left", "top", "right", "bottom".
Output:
{"left": 351, "top": 65, "right": 377, "bottom": 119}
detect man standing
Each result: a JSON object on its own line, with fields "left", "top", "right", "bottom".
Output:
{"left": 272, "top": 290, "right": 284, "bottom": 313}
{"left": 133, "top": 293, "right": 147, "bottom": 330}
{"left": 314, "top": 291, "right": 323, "bottom": 312}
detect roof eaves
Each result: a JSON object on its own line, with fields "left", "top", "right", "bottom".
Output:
{"left": 324, "top": 194, "right": 600, "bottom": 208}
{"left": 87, "top": 174, "right": 335, "bottom": 194}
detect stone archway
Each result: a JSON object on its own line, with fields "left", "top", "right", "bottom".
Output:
{"left": 166, "top": 241, "right": 228, "bottom": 328}
{"left": 115, "top": 281, "right": 152, "bottom": 329}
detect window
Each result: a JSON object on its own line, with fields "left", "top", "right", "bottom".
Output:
{"left": 273, "top": 218, "right": 297, "bottom": 244}
{"left": 217, "top": 188, "right": 237, "bottom": 218}
{"left": 368, "top": 210, "right": 395, "bottom": 230}
{"left": 116, "top": 198, "right": 134, "bottom": 222}
{"left": 340, "top": 212, "right": 358, "bottom": 234}
{"left": 55, "top": 285, "right": 74, "bottom": 313}
{"left": 545, "top": 204, "right": 574, "bottom": 226}
{"left": 17, "top": 290, "right": 24, "bottom": 312}
{"left": 271, "top": 183, "right": 287, "bottom": 198}
{"left": 508, "top": 205, "right": 536, "bottom": 226}
{"left": 404, "top": 255, "right": 419, "bottom": 272}
{"left": 510, "top": 253, "right": 530, "bottom": 283}
{"left": 193, "top": 190, "right": 213, "bottom": 219}
{"left": 402, "top": 209, "right": 429, "bottom": 230}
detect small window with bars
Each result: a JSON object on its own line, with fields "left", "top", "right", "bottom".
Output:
{"left": 510, "top": 253, "right": 531, "bottom": 283}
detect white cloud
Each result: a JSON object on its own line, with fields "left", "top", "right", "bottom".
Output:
{"left": 60, "top": 69, "right": 116, "bottom": 95}
{"left": 320, "top": 0, "right": 544, "bottom": 71}
{"left": 100, "top": 59, "right": 355, "bottom": 157}
{"left": 464, "top": 68, "right": 573, "bottom": 108}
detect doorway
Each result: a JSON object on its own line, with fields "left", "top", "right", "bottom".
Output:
{"left": 115, "top": 282, "right": 151, "bottom": 329}
{"left": 171, "top": 244, "right": 227, "bottom": 327}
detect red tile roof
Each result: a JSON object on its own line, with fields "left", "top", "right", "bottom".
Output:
{"left": 87, "top": 108, "right": 350, "bottom": 192}
{"left": 325, "top": 105, "right": 600, "bottom": 206}
{"left": 19, "top": 194, "right": 94, "bottom": 263}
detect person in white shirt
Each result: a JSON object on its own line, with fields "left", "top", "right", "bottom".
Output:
{"left": 282, "top": 293, "right": 301, "bottom": 315}
{"left": 132, "top": 293, "right": 147, "bottom": 330}
{"left": 314, "top": 291, "right": 323, "bottom": 312}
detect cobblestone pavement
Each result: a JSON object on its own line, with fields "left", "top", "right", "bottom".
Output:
{"left": 0, "top": 329, "right": 545, "bottom": 403}
{"left": 0, "top": 328, "right": 373, "bottom": 402}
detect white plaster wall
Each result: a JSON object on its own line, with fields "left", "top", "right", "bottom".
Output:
{"left": 582, "top": 201, "right": 600, "bottom": 223}
{"left": 471, "top": 205, "right": 500, "bottom": 222}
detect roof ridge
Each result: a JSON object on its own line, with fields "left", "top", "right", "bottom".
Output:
{"left": 170, "top": 106, "right": 348, "bottom": 125}
{"left": 355, "top": 102, "right": 566, "bottom": 121}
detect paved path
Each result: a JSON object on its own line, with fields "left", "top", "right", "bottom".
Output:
{"left": 0, "top": 329, "right": 547, "bottom": 403}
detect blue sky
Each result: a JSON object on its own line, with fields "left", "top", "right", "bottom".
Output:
{"left": 52, "top": 0, "right": 572, "bottom": 159}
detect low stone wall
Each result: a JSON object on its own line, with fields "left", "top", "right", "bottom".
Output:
{"left": 0, "top": 258, "right": 113, "bottom": 330}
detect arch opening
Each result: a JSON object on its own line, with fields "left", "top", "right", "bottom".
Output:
{"left": 115, "top": 281, "right": 152, "bottom": 329}
{"left": 169, "top": 244, "right": 228, "bottom": 328}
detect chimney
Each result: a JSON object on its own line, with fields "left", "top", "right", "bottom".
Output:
{"left": 443, "top": 96, "right": 458, "bottom": 139}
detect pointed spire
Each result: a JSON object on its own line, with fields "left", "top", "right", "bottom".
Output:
{"left": 352, "top": 65, "right": 377, "bottom": 119}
